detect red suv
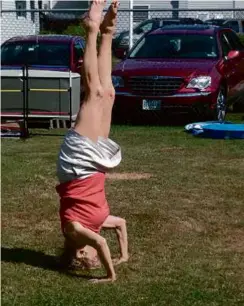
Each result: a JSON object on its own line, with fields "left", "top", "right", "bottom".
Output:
{"left": 1, "top": 35, "right": 85, "bottom": 74}
{"left": 112, "top": 25, "right": 244, "bottom": 122}
{"left": 1, "top": 35, "right": 86, "bottom": 119}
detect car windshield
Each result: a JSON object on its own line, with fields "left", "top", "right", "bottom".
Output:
{"left": 1, "top": 42, "right": 70, "bottom": 66}
{"left": 129, "top": 34, "right": 218, "bottom": 59}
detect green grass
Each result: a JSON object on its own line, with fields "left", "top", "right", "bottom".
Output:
{"left": 2, "top": 113, "right": 244, "bottom": 306}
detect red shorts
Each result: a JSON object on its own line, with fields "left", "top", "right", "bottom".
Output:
{"left": 56, "top": 172, "right": 110, "bottom": 234}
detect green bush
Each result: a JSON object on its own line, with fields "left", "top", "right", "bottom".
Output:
{"left": 40, "top": 23, "right": 87, "bottom": 38}
{"left": 63, "top": 24, "right": 87, "bottom": 38}
{"left": 238, "top": 34, "right": 244, "bottom": 45}
{"left": 62, "top": 24, "right": 101, "bottom": 46}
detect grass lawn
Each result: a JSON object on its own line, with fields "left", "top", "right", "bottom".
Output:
{"left": 1, "top": 113, "right": 244, "bottom": 306}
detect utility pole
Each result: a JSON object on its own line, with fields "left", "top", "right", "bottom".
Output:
{"left": 171, "top": 0, "right": 179, "bottom": 19}
{"left": 129, "top": 0, "right": 133, "bottom": 50}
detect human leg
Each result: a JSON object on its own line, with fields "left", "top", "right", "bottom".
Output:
{"left": 74, "top": 0, "right": 106, "bottom": 142}
{"left": 81, "top": 1, "right": 104, "bottom": 93}
{"left": 102, "top": 215, "right": 129, "bottom": 265}
{"left": 98, "top": 1, "right": 119, "bottom": 138}
{"left": 99, "top": 1, "right": 118, "bottom": 88}
{"left": 64, "top": 221, "right": 116, "bottom": 283}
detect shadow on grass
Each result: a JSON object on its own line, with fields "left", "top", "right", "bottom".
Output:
{"left": 112, "top": 112, "right": 200, "bottom": 127}
{"left": 1, "top": 247, "right": 93, "bottom": 280}
{"left": 113, "top": 111, "right": 244, "bottom": 127}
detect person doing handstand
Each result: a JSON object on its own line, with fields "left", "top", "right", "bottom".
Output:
{"left": 56, "top": 0, "right": 129, "bottom": 283}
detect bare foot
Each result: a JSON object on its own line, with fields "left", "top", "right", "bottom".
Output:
{"left": 82, "top": 0, "right": 106, "bottom": 32}
{"left": 100, "top": 0, "right": 119, "bottom": 34}
{"left": 112, "top": 256, "right": 129, "bottom": 266}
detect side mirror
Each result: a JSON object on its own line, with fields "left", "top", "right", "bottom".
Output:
{"left": 76, "top": 58, "right": 83, "bottom": 69}
{"left": 78, "top": 58, "right": 83, "bottom": 65}
{"left": 226, "top": 50, "right": 240, "bottom": 60}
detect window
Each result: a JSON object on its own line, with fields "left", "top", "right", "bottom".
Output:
{"left": 220, "top": 34, "right": 232, "bottom": 57}
{"left": 225, "top": 31, "right": 244, "bottom": 50}
{"left": 133, "top": 6, "right": 149, "bottom": 24}
{"left": 242, "top": 21, "right": 244, "bottom": 32}
{"left": 30, "top": 0, "right": 35, "bottom": 22}
{"left": 38, "top": 1, "right": 43, "bottom": 9}
{"left": 135, "top": 20, "right": 154, "bottom": 34}
{"left": 15, "top": 1, "right": 27, "bottom": 18}
{"left": 129, "top": 34, "right": 218, "bottom": 59}
{"left": 224, "top": 21, "right": 240, "bottom": 33}
{"left": 73, "top": 42, "right": 84, "bottom": 62}
{"left": 1, "top": 42, "right": 70, "bottom": 66}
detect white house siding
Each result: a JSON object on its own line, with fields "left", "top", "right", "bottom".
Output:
{"left": 187, "top": 0, "right": 244, "bottom": 20}
{"left": 187, "top": 0, "right": 244, "bottom": 9}
{"left": 1, "top": 0, "right": 40, "bottom": 44}
{"left": 39, "top": 0, "right": 244, "bottom": 34}
{"left": 132, "top": 0, "right": 188, "bottom": 20}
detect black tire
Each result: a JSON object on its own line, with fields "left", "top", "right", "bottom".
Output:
{"left": 208, "top": 86, "right": 227, "bottom": 121}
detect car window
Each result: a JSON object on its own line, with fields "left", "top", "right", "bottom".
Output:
{"left": 1, "top": 42, "right": 70, "bottom": 66}
{"left": 129, "top": 34, "right": 218, "bottom": 59}
{"left": 220, "top": 33, "right": 232, "bottom": 56}
{"left": 139, "top": 21, "right": 154, "bottom": 32}
{"left": 242, "top": 20, "right": 244, "bottom": 32}
{"left": 73, "top": 42, "right": 84, "bottom": 62}
{"left": 225, "top": 31, "right": 244, "bottom": 50}
{"left": 224, "top": 21, "right": 239, "bottom": 33}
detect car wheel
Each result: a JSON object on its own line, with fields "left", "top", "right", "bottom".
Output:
{"left": 215, "top": 86, "right": 227, "bottom": 122}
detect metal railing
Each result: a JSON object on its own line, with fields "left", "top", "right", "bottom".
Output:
{"left": 0, "top": 66, "right": 74, "bottom": 138}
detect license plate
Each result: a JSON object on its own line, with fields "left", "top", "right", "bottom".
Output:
{"left": 142, "top": 100, "right": 161, "bottom": 110}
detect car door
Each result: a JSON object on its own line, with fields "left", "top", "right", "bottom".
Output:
{"left": 219, "top": 30, "right": 244, "bottom": 97}
{"left": 71, "top": 39, "right": 85, "bottom": 97}
{"left": 224, "top": 30, "right": 244, "bottom": 95}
